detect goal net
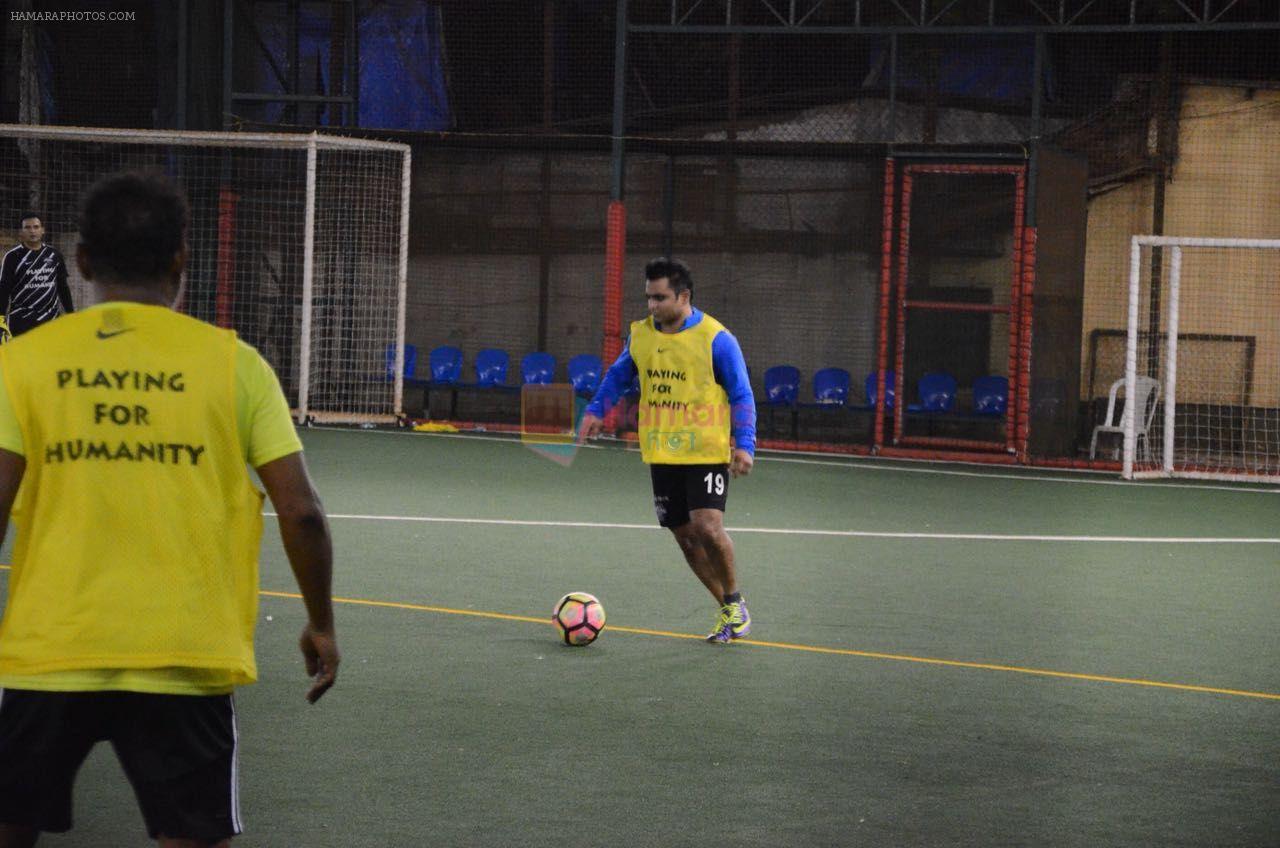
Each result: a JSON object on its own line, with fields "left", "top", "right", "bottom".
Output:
{"left": 0, "top": 124, "right": 410, "bottom": 424}
{"left": 1124, "top": 236, "right": 1280, "bottom": 482}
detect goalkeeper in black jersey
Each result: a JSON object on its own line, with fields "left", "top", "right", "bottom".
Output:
{"left": 0, "top": 213, "right": 75, "bottom": 339}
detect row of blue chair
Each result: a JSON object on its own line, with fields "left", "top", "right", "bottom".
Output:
{"left": 394, "top": 346, "right": 1008, "bottom": 423}
{"left": 390, "top": 345, "right": 604, "bottom": 397}
{"left": 763, "top": 367, "right": 1009, "bottom": 416}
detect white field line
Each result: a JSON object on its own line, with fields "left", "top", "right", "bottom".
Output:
{"left": 756, "top": 454, "right": 1280, "bottom": 494}
{"left": 268, "top": 512, "right": 1280, "bottom": 545}
{"left": 310, "top": 426, "right": 1280, "bottom": 495}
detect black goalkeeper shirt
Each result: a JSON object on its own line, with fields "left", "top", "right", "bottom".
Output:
{"left": 0, "top": 244, "right": 75, "bottom": 336}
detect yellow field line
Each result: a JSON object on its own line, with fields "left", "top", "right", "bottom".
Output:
{"left": 2, "top": 567, "right": 1273, "bottom": 701}
{"left": 257, "top": 589, "right": 1280, "bottom": 702}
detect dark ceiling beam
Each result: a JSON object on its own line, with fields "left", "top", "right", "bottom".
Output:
{"left": 636, "top": 0, "right": 1280, "bottom": 32}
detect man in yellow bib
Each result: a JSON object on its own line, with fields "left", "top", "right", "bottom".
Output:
{"left": 0, "top": 173, "right": 339, "bottom": 848}
{"left": 580, "top": 258, "right": 756, "bottom": 642}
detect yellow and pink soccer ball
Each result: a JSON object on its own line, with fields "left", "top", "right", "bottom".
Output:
{"left": 552, "top": 592, "right": 606, "bottom": 646}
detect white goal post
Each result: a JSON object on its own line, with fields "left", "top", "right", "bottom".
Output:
{"left": 0, "top": 123, "right": 411, "bottom": 424}
{"left": 1124, "top": 235, "right": 1280, "bottom": 482}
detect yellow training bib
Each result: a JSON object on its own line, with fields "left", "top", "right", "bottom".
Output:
{"left": 0, "top": 303, "right": 264, "bottom": 685}
{"left": 629, "top": 312, "right": 732, "bottom": 465}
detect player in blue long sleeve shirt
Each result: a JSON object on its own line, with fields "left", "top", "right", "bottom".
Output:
{"left": 584, "top": 318, "right": 757, "bottom": 455}
{"left": 580, "top": 258, "right": 757, "bottom": 643}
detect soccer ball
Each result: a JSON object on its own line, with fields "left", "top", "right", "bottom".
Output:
{"left": 552, "top": 592, "right": 606, "bottom": 646}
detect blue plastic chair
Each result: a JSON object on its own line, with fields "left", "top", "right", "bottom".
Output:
{"left": 759, "top": 365, "right": 800, "bottom": 440}
{"left": 519, "top": 350, "right": 555, "bottom": 384}
{"left": 428, "top": 345, "right": 463, "bottom": 384}
{"left": 473, "top": 348, "right": 512, "bottom": 388}
{"left": 521, "top": 352, "right": 557, "bottom": 385}
{"left": 864, "top": 370, "right": 896, "bottom": 410}
{"left": 908, "top": 372, "right": 958, "bottom": 413}
{"left": 385, "top": 343, "right": 418, "bottom": 381}
{"left": 762, "top": 365, "right": 801, "bottom": 406}
{"left": 808, "top": 367, "right": 851, "bottom": 406}
{"left": 973, "top": 375, "right": 1009, "bottom": 416}
{"left": 568, "top": 354, "right": 603, "bottom": 397}
{"left": 399, "top": 345, "right": 463, "bottom": 418}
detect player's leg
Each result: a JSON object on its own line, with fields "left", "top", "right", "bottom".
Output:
{"left": 687, "top": 508, "right": 750, "bottom": 641}
{"left": 684, "top": 464, "right": 735, "bottom": 596}
{"left": 0, "top": 689, "right": 103, "bottom": 845}
{"left": 110, "top": 693, "right": 240, "bottom": 847}
{"left": 673, "top": 520, "right": 735, "bottom": 640}
{"left": 670, "top": 521, "right": 726, "bottom": 601}
{"left": 687, "top": 507, "right": 737, "bottom": 598}
{"left": 683, "top": 465, "right": 751, "bottom": 642}
{"left": 654, "top": 464, "right": 727, "bottom": 600}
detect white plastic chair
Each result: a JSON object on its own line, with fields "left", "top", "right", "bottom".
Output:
{"left": 1090, "top": 375, "right": 1160, "bottom": 460}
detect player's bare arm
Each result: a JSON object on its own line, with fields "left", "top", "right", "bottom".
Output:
{"left": 256, "top": 452, "right": 339, "bottom": 704}
{"left": 0, "top": 448, "right": 26, "bottom": 543}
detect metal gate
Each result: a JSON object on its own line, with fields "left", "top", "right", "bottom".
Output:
{"left": 875, "top": 160, "right": 1031, "bottom": 458}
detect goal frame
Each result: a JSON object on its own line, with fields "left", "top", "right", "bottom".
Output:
{"left": 1124, "top": 235, "right": 1280, "bottom": 482}
{"left": 0, "top": 123, "right": 411, "bottom": 424}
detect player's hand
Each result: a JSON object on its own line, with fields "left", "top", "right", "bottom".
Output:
{"left": 577, "top": 411, "right": 604, "bottom": 443}
{"left": 300, "top": 623, "right": 339, "bottom": 704}
{"left": 730, "top": 448, "right": 753, "bottom": 478}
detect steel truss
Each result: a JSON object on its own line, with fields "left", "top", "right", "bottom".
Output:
{"left": 638, "top": 0, "right": 1280, "bottom": 31}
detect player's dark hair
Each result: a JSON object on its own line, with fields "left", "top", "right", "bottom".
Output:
{"left": 19, "top": 212, "right": 40, "bottom": 226}
{"left": 78, "top": 172, "right": 188, "bottom": 285}
{"left": 645, "top": 257, "right": 693, "bottom": 298}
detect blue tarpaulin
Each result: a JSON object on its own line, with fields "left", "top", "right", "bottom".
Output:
{"left": 251, "top": 0, "right": 451, "bottom": 131}
{"left": 866, "top": 37, "right": 1054, "bottom": 103}
{"left": 356, "top": 0, "right": 450, "bottom": 130}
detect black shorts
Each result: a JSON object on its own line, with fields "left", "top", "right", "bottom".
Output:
{"left": 650, "top": 463, "right": 730, "bottom": 528}
{"left": 0, "top": 688, "right": 241, "bottom": 841}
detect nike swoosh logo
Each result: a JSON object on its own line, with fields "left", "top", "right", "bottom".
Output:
{"left": 95, "top": 328, "right": 135, "bottom": 340}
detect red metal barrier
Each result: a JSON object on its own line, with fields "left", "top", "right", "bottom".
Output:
{"left": 877, "top": 446, "right": 1019, "bottom": 464}
{"left": 215, "top": 187, "right": 238, "bottom": 328}
{"left": 898, "top": 436, "right": 1010, "bottom": 452}
{"left": 874, "top": 158, "right": 895, "bottom": 450}
{"left": 892, "top": 170, "right": 913, "bottom": 445}
{"left": 757, "top": 438, "right": 869, "bottom": 456}
{"left": 1032, "top": 456, "right": 1122, "bottom": 472}
{"left": 602, "top": 200, "right": 626, "bottom": 429}
{"left": 893, "top": 162, "right": 1027, "bottom": 454}
{"left": 602, "top": 200, "right": 626, "bottom": 365}
{"left": 1017, "top": 226, "right": 1038, "bottom": 462}
{"left": 1007, "top": 172, "right": 1026, "bottom": 453}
